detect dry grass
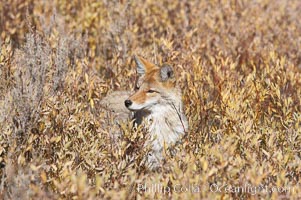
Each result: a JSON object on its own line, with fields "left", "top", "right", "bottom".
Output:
{"left": 0, "top": 0, "right": 301, "bottom": 199}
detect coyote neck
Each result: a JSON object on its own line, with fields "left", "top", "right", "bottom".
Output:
{"left": 138, "top": 95, "right": 187, "bottom": 152}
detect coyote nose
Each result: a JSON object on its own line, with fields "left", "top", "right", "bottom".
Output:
{"left": 124, "top": 99, "right": 132, "bottom": 107}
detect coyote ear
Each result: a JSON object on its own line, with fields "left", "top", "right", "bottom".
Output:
{"left": 134, "top": 55, "right": 158, "bottom": 75}
{"left": 160, "top": 64, "right": 174, "bottom": 81}
{"left": 134, "top": 55, "right": 145, "bottom": 75}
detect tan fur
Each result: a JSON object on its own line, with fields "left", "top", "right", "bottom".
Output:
{"left": 101, "top": 56, "right": 188, "bottom": 170}
{"left": 100, "top": 91, "right": 132, "bottom": 121}
{"left": 125, "top": 55, "right": 188, "bottom": 170}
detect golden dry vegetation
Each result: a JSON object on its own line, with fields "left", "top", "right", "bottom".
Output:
{"left": 0, "top": 0, "right": 301, "bottom": 199}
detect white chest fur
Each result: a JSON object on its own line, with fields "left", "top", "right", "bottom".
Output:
{"left": 136, "top": 99, "right": 188, "bottom": 170}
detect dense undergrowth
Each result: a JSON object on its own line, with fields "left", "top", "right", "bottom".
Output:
{"left": 0, "top": 0, "right": 301, "bottom": 199}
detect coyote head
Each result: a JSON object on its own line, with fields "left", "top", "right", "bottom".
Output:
{"left": 124, "top": 55, "right": 177, "bottom": 111}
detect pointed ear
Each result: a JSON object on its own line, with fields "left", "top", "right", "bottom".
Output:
{"left": 160, "top": 64, "right": 174, "bottom": 81}
{"left": 133, "top": 55, "right": 158, "bottom": 75}
{"left": 133, "top": 55, "right": 145, "bottom": 75}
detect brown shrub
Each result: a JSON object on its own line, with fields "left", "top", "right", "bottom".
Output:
{"left": 0, "top": 0, "right": 300, "bottom": 199}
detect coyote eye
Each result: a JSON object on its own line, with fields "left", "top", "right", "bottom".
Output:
{"left": 147, "top": 89, "right": 156, "bottom": 93}
{"left": 135, "top": 86, "right": 140, "bottom": 90}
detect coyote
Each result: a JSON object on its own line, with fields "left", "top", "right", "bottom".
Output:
{"left": 124, "top": 55, "right": 188, "bottom": 169}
